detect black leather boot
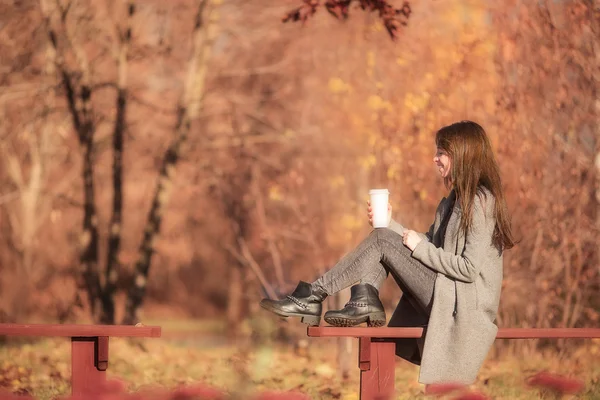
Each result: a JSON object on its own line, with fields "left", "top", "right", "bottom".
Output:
{"left": 259, "top": 281, "right": 328, "bottom": 326}
{"left": 324, "top": 283, "right": 386, "bottom": 327}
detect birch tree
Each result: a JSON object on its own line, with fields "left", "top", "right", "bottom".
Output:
{"left": 38, "top": 0, "right": 219, "bottom": 324}
{"left": 122, "top": 0, "right": 219, "bottom": 324}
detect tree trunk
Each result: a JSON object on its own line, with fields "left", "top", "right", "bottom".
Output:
{"left": 122, "top": 110, "right": 186, "bottom": 324}
{"left": 335, "top": 286, "right": 353, "bottom": 380}
{"left": 100, "top": 86, "right": 125, "bottom": 325}
{"left": 79, "top": 121, "right": 103, "bottom": 321}
{"left": 101, "top": 6, "right": 133, "bottom": 325}
{"left": 226, "top": 265, "right": 243, "bottom": 336}
{"left": 65, "top": 68, "right": 103, "bottom": 320}
{"left": 251, "top": 164, "right": 286, "bottom": 290}
{"left": 41, "top": 0, "right": 104, "bottom": 321}
{"left": 336, "top": 161, "right": 370, "bottom": 379}
{"left": 122, "top": 0, "right": 217, "bottom": 324}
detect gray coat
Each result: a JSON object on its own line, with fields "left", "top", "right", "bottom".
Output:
{"left": 387, "top": 188, "right": 503, "bottom": 384}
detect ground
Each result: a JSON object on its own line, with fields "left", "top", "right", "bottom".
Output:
{"left": 0, "top": 318, "right": 599, "bottom": 399}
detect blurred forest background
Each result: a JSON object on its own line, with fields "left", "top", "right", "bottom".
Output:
{"left": 0, "top": 0, "right": 598, "bottom": 342}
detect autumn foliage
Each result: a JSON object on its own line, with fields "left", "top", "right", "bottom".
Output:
{"left": 283, "top": 0, "right": 411, "bottom": 39}
{"left": 0, "top": 373, "right": 588, "bottom": 399}
{"left": 0, "top": 0, "right": 597, "bottom": 373}
{"left": 526, "top": 371, "right": 585, "bottom": 396}
{"left": 0, "top": 381, "right": 310, "bottom": 400}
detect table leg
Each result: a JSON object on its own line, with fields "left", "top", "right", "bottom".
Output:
{"left": 71, "top": 336, "right": 108, "bottom": 396}
{"left": 359, "top": 338, "right": 395, "bottom": 400}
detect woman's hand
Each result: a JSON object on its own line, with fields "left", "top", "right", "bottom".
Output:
{"left": 367, "top": 201, "right": 392, "bottom": 227}
{"left": 402, "top": 230, "right": 422, "bottom": 251}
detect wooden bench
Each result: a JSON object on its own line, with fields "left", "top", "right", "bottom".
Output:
{"left": 0, "top": 323, "right": 161, "bottom": 396}
{"left": 307, "top": 326, "right": 600, "bottom": 400}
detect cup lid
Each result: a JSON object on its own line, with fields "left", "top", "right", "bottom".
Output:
{"left": 369, "top": 189, "right": 389, "bottom": 194}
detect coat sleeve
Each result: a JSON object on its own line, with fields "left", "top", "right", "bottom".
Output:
{"left": 411, "top": 195, "right": 495, "bottom": 283}
{"left": 421, "top": 221, "right": 434, "bottom": 242}
{"left": 388, "top": 219, "right": 406, "bottom": 236}
{"left": 389, "top": 219, "right": 434, "bottom": 242}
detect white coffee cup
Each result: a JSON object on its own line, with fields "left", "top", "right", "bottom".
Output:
{"left": 369, "top": 189, "right": 390, "bottom": 228}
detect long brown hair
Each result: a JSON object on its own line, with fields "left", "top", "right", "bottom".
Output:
{"left": 436, "top": 121, "right": 515, "bottom": 250}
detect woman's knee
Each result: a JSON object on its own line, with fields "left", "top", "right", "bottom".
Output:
{"left": 374, "top": 227, "right": 403, "bottom": 241}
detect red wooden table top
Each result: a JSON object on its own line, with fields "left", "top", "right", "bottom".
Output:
{"left": 308, "top": 326, "right": 600, "bottom": 339}
{"left": 0, "top": 323, "right": 161, "bottom": 338}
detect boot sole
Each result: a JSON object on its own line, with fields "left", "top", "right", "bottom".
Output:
{"left": 259, "top": 301, "right": 321, "bottom": 326}
{"left": 324, "top": 312, "right": 386, "bottom": 328}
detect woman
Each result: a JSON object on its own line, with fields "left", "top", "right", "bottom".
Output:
{"left": 260, "top": 120, "right": 515, "bottom": 384}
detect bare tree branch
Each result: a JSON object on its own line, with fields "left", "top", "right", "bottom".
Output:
{"left": 224, "top": 240, "right": 277, "bottom": 299}
{"left": 251, "top": 164, "right": 286, "bottom": 289}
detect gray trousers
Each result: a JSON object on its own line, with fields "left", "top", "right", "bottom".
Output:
{"left": 312, "top": 228, "right": 437, "bottom": 315}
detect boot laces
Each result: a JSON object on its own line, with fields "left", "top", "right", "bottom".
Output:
{"left": 345, "top": 301, "right": 368, "bottom": 308}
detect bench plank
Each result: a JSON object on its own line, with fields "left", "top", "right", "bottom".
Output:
{"left": 308, "top": 326, "right": 600, "bottom": 339}
{"left": 0, "top": 323, "right": 161, "bottom": 338}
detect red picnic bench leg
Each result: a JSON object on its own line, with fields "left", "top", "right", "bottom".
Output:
{"left": 359, "top": 337, "right": 396, "bottom": 400}
{"left": 71, "top": 336, "right": 109, "bottom": 396}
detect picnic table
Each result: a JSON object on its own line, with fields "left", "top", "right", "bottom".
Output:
{"left": 307, "top": 326, "right": 600, "bottom": 400}
{"left": 0, "top": 323, "right": 161, "bottom": 396}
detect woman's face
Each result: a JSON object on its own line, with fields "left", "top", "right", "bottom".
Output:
{"left": 434, "top": 147, "right": 452, "bottom": 178}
